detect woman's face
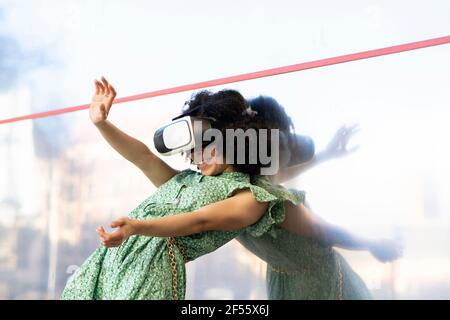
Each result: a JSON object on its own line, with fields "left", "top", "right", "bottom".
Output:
{"left": 189, "top": 144, "right": 233, "bottom": 176}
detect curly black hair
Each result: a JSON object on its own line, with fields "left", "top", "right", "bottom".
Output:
{"left": 247, "top": 95, "right": 315, "bottom": 167}
{"left": 179, "top": 90, "right": 315, "bottom": 175}
{"left": 247, "top": 96, "right": 295, "bottom": 133}
{"left": 180, "top": 89, "right": 279, "bottom": 175}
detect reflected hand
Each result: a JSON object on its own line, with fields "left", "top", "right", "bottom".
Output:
{"left": 368, "top": 238, "right": 403, "bottom": 263}
{"left": 89, "top": 76, "right": 117, "bottom": 125}
{"left": 323, "top": 124, "right": 360, "bottom": 160}
{"left": 96, "top": 216, "right": 136, "bottom": 248}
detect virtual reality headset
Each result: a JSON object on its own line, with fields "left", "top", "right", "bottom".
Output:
{"left": 153, "top": 115, "right": 316, "bottom": 168}
{"left": 153, "top": 116, "right": 214, "bottom": 156}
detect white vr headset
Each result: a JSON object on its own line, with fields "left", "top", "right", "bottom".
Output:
{"left": 153, "top": 111, "right": 316, "bottom": 168}
{"left": 153, "top": 116, "right": 214, "bottom": 156}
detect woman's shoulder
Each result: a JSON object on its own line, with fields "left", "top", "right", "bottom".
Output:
{"left": 152, "top": 169, "right": 200, "bottom": 194}
{"left": 251, "top": 174, "right": 305, "bottom": 205}
{"left": 166, "top": 168, "right": 199, "bottom": 184}
{"left": 175, "top": 168, "right": 198, "bottom": 178}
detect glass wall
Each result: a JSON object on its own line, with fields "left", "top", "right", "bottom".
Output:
{"left": 0, "top": 0, "right": 449, "bottom": 299}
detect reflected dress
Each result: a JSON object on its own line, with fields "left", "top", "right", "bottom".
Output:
{"left": 237, "top": 176, "right": 372, "bottom": 300}
{"left": 61, "top": 169, "right": 303, "bottom": 300}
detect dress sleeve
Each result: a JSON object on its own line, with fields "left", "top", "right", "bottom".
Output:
{"left": 225, "top": 180, "right": 305, "bottom": 238}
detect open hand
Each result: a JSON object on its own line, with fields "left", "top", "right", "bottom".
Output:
{"left": 323, "top": 124, "right": 360, "bottom": 160}
{"left": 89, "top": 76, "right": 117, "bottom": 125}
{"left": 96, "top": 217, "right": 137, "bottom": 248}
{"left": 369, "top": 238, "right": 403, "bottom": 263}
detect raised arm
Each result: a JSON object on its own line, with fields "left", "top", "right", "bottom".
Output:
{"left": 280, "top": 202, "right": 403, "bottom": 263}
{"left": 90, "top": 77, "right": 179, "bottom": 187}
{"left": 96, "top": 189, "right": 268, "bottom": 247}
{"left": 274, "top": 124, "right": 360, "bottom": 184}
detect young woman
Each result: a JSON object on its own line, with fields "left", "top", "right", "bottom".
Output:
{"left": 180, "top": 95, "right": 402, "bottom": 299}
{"left": 61, "top": 78, "right": 302, "bottom": 300}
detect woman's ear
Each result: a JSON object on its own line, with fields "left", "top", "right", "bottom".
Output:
{"left": 202, "top": 144, "right": 215, "bottom": 164}
{"left": 210, "top": 146, "right": 223, "bottom": 165}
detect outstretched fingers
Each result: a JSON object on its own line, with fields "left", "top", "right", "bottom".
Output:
{"left": 94, "top": 80, "right": 100, "bottom": 95}
{"left": 346, "top": 145, "right": 360, "bottom": 154}
{"left": 95, "top": 79, "right": 105, "bottom": 95}
{"left": 96, "top": 225, "right": 108, "bottom": 245}
{"left": 338, "top": 123, "right": 361, "bottom": 151}
{"left": 109, "top": 83, "right": 117, "bottom": 98}
{"left": 346, "top": 124, "right": 361, "bottom": 139}
{"left": 96, "top": 223, "right": 126, "bottom": 247}
{"left": 101, "top": 76, "right": 111, "bottom": 96}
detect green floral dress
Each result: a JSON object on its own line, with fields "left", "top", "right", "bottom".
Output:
{"left": 61, "top": 169, "right": 302, "bottom": 300}
{"left": 236, "top": 176, "right": 372, "bottom": 299}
